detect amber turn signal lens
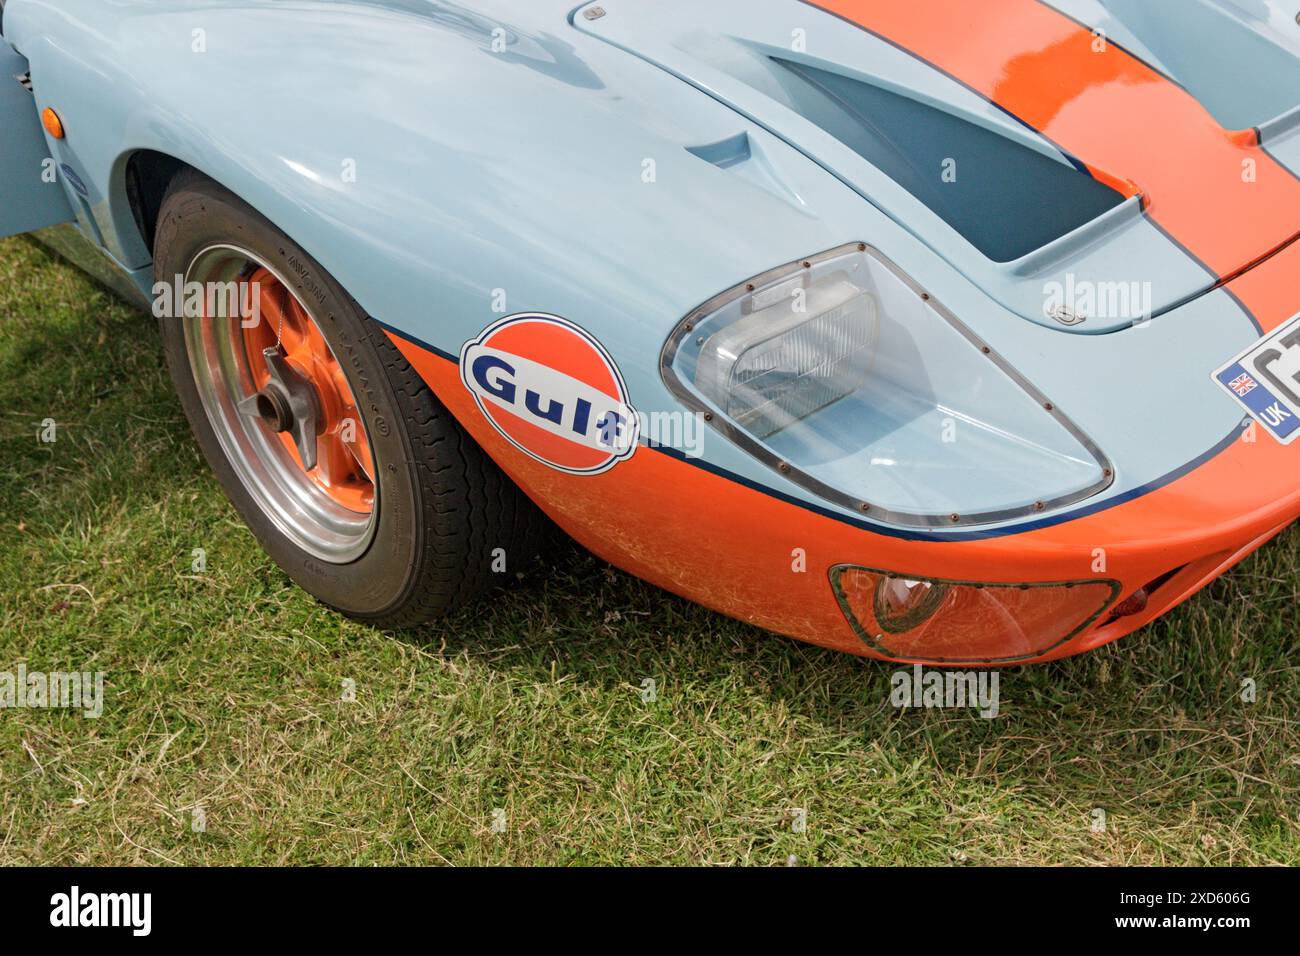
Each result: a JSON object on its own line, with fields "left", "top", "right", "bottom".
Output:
{"left": 41, "top": 108, "right": 65, "bottom": 139}
{"left": 831, "top": 565, "right": 1121, "bottom": 664}
{"left": 1110, "top": 588, "right": 1149, "bottom": 619}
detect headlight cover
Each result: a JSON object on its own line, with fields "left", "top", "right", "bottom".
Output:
{"left": 660, "top": 243, "right": 1113, "bottom": 527}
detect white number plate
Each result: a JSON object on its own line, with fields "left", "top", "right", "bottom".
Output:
{"left": 1212, "top": 312, "right": 1300, "bottom": 445}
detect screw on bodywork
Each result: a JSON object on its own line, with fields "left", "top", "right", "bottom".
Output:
{"left": 1049, "top": 304, "right": 1087, "bottom": 326}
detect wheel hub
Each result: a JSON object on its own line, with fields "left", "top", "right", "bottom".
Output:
{"left": 238, "top": 347, "right": 322, "bottom": 470}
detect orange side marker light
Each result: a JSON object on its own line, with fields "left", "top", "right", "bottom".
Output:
{"left": 42, "top": 108, "right": 65, "bottom": 139}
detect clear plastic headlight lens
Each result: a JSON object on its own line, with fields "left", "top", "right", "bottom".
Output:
{"left": 695, "top": 277, "right": 878, "bottom": 439}
{"left": 661, "top": 243, "right": 1112, "bottom": 527}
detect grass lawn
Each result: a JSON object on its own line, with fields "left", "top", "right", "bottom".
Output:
{"left": 1, "top": 234, "right": 1297, "bottom": 866}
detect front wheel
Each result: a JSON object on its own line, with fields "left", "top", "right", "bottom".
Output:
{"left": 154, "top": 170, "right": 548, "bottom": 626}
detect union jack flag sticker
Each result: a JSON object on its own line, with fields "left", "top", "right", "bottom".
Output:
{"left": 1228, "top": 373, "right": 1257, "bottom": 397}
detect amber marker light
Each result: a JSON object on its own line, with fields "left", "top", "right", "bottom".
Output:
{"left": 42, "top": 108, "right": 65, "bottom": 139}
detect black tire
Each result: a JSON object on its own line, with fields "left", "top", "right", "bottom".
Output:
{"left": 154, "top": 168, "right": 550, "bottom": 626}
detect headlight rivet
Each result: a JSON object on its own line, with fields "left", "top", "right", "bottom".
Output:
{"left": 802, "top": 260, "right": 812, "bottom": 268}
{"left": 778, "top": 461, "right": 791, "bottom": 473}
{"left": 981, "top": 346, "right": 991, "bottom": 355}
{"left": 949, "top": 513, "right": 961, "bottom": 523}
{"left": 746, "top": 283, "right": 755, "bottom": 291}
{"left": 1033, "top": 501, "right": 1045, "bottom": 512}
{"left": 857, "top": 242, "right": 866, "bottom": 252}
{"left": 1044, "top": 402, "right": 1054, "bottom": 411}
{"left": 860, "top": 503, "right": 871, "bottom": 513}
{"left": 703, "top": 412, "right": 713, "bottom": 422}
{"left": 682, "top": 322, "right": 693, "bottom": 332}
{"left": 1103, "top": 468, "right": 1113, "bottom": 478}
{"left": 921, "top": 293, "right": 930, "bottom": 301}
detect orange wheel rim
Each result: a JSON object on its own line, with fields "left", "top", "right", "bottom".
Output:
{"left": 240, "top": 267, "right": 375, "bottom": 515}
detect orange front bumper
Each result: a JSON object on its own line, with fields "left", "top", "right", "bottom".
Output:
{"left": 389, "top": 236, "right": 1300, "bottom": 665}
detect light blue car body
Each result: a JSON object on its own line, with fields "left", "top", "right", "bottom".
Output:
{"left": 1, "top": 0, "right": 1296, "bottom": 541}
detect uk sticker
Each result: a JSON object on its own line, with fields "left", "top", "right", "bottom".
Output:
{"left": 460, "top": 313, "right": 639, "bottom": 475}
{"left": 1212, "top": 312, "right": 1300, "bottom": 444}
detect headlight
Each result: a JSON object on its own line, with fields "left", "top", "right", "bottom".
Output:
{"left": 661, "top": 243, "right": 1113, "bottom": 527}
{"left": 694, "top": 276, "right": 878, "bottom": 440}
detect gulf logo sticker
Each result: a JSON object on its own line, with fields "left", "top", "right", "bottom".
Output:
{"left": 459, "top": 313, "right": 640, "bottom": 475}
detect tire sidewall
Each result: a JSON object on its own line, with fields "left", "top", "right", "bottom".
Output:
{"left": 155, "top": 174, "right": 423, "bottom": 617}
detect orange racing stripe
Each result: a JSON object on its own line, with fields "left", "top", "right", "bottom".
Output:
{"left": 804, "top": 0, "right": 1300, "bottom": 314}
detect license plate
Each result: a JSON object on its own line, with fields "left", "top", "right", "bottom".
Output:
{"left": 1212, "top": 312, "right": 1300, "bottom": 445}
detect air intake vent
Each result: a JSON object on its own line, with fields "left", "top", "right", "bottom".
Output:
{"left": 15, "top": 71, "right": 32, "bottom": 93}
{"left": 769, "top": 58, "right": 1127, "bottom": 262}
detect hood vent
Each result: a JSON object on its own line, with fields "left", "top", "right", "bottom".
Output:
{"left": 768, "top": 58, "right": 1126, "bottom": 262}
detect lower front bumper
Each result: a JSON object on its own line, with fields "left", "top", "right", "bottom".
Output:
{"left": 388, "top": 235, "right": 1300, "bottom": 666}
{"left": 393, "top": 315, "right": 1300, "bottom": 663}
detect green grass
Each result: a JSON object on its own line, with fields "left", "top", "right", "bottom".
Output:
{"left": 1, "top": 234, "right": 1297, "bottom": 866}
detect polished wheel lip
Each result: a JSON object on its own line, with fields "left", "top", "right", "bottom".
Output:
{"left": 182, "top": 243, "right": 379, "bottom": 564}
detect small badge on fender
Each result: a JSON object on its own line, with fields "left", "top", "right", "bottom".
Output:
{"left": 1212, "top": 311, "right": 1300, "bottom": 445}
{"left": 460, "top": 313, "right": 639, "bottom": 474}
